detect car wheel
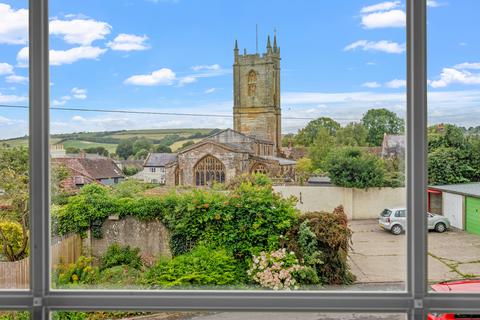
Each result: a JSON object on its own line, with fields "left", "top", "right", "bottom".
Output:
{"left": 391, "top": 224, "right": 403, "bottom": 235}
{"left": 435, "top": 222, "right": 447, "bottom": 233}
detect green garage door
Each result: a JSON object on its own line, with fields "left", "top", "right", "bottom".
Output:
{"left": 466, "top": 196, "right": 480, "bottom": 235}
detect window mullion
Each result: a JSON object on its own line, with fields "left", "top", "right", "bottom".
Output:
{"left": 29, "top": 0, "right": 50, "bottom": 314}
{"left": 406, "top": 0, "right": 428, "bottom": 317}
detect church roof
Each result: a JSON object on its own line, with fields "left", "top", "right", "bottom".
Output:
{"left": 259, "top": 155, "right": 296, "bottom": 166}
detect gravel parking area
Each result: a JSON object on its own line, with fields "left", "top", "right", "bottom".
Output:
{"left": 348, "top": 219, "right": 480, "bottom": 285}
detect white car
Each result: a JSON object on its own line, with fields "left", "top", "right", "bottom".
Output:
{"left": 378, "top": 208, "right": 451, "bottom": 235}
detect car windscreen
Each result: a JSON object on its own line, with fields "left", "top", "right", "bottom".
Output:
{"left": 381, "top": 209, "right": 392, "bottom": 217}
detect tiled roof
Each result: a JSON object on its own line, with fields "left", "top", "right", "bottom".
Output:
{"left": 53, "top": 157, "right": 124, "bottom": 179}
{"left": 144, "top": 153, "right": 178, "bottom": 167}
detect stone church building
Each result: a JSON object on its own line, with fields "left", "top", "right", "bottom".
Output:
{"left": 150, "top": 35, "right": 295, "bottom": 187}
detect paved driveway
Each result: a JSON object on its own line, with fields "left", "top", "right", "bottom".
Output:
{"left": 348, "top": 219, "right": 480, "bottom": 284}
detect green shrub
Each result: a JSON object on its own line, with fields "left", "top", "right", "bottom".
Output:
{"left": 0, "top": 312, "right": 30, "bottom": 320}
{"left": 52, "top": 311, "right": 148, "bottom": 320}
{"left": 163, "top": 183, "right": 297, "bottom": 260}
{"left": 53, "top": 256, "right": 99, "bottom": 288}
{"left": 55, "top": 184, "right": 116, "bottom": 237}
{"left": 142, "top": 246, "right": 244, "bottom": 288}
{"left": 325, "top": 147, "right": 386, "bottom": 188}
{"left": 98, "top": 265, "right": 142, "bottom": 286}
{"left": 286, "top": 206, "right": 355, "bottom": 285}
{"left": 55, "top": 179, "right": 298, "bottom": 267}
{"left": 99, "top": 243, "right": 143, "bottom": 270}
{"left": 0, "top": 220, "right": 28, "bottom": 259}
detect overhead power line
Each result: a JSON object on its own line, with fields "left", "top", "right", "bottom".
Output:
{"left": 0, "top": 104, "right": 361, "bottom": 121}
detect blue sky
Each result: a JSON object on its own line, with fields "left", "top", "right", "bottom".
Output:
{"left": 0, "top": 0, "right": 480, "bottom": 139}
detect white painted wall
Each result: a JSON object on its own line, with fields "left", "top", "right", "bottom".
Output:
{"left": 132, "top": 167, "right": 166, "bottom": 184}
{"left": 273, "top": 186, "right": 406, "bottom": 220}
{"left": 442, "top": 192, "right": 464, "bottom": 229}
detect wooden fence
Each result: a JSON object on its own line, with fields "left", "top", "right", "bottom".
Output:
{"left": 0, "top": 233, "right": 82, "bottom": 289}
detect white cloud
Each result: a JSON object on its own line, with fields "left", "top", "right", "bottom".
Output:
{"left": 0, "top": 62, "right": 14, "bottom": 75}
{"left": 191, "top": 64, "right": 221, "bottom": 71}
{"left": 454, "top": 62, "right": 480, "bottom": 70}
{"left": 362, "top": 82, "right": 381, "bottom": 88}
{"left": 385, "top": 79, "right": 406, "bottom": 88}
{"left": 344, "top": 40, "right": 405, "bottom": 54}
{"left": 204, "top": 88, "right": 216, "bottom": 94}
{"left": 107, "top": 33, "right": 149, "bottom": 51}
{"left": 427, "top": 0, "right": 441, "bottom": 7}
{"left": 71, "top": 87, "right": 87, "bottom": 99}
{"left": 430, "top": 68, "right": 480, "bottom": 88}
{"left": 178, "top": 76, "right": 196, "bottom": 86}
{"left": 124, "top": 68, "right": 176, "bottom": 86}
{"left": 72, "top": 115, "right": 86, "bottom": 121}
{"left": 5, "top": 74, "right": 28, "bottom": 84}
{"left": 49, "top": 18, "right": 112, "bottom": 46}
{"left": 0, "top": 92, "right": 27, "bottom": 103}
{"left": 0, "top": 4, "right": 28, "bottom": 45}
{"left": 17, "top": 46, "right": 107, "bottom": 67}
{"left": 360, "top": 1, "right": 400, "bottom": 14}
{"left": 53, "top": 99, "right": 67, "bottom": 106}
{"left": 361, "top": 9, "right": 406, "bottom": 29}
{"left": 51, "top": 46, "right": 107, "bottom": 65}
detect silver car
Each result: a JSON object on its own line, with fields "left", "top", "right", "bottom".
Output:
{"left": 378, "top": 208, "right": 451, "bottom": 235}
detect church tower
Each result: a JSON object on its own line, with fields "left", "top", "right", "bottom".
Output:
{"left": 233, "top": 34, "right": 281, "bottom": 154}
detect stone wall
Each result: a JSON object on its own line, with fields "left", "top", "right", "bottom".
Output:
{"left": 86, "top": 216, "right": 171, "bottom": 260}
{"left": 273, "top": 185, "right": 406, "bottom": 220}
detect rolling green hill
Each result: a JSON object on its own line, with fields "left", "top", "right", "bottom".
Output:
{"left": 0, "top": 128, "right": 219, "bottom": 155}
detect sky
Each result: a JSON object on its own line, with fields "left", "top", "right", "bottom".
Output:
{"left": 0, "top": 0, "right": 480, "bottom": 139}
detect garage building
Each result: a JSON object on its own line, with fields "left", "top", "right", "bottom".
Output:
{"left": 428, "top": 183, "right": 480, "bottom": 235}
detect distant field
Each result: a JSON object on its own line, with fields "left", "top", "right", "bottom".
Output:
{"left": 107, "top": 129, "right": 212, "bottom": 140}
{"left": 170, "top": 138, "right": 203, "bottom": 152}
{"left": 61, "top": 140, "right": 118, "bottom": 153}
{"left": 1, "top": 137, "right": 62, "bottom": 147}
{"left": 0, "top": 128, "right": 214, "bottom": 154}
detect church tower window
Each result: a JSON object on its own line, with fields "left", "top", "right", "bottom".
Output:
{"left": 247, "top": 70, "right": 257, "bottom": 96}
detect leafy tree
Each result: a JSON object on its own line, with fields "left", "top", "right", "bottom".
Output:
{"left": 296, "top": 157, "right": 313, "bottom": 185}
{"left": 65, "top": 147, "right": 81, "bottom": 154}
{"left": 51, "top": 164, "right": 72, "bottom": 205}
{"left": 282, "top": 133, "right": 296, "bottom": 147}
{"left": 116, "top": 140, "right": 134, "bottom": 159}
{"left": 0, "top": 146, "right": 29, "bottom": 261}
{"left": 153, "top": 144, "right": 172, "bottom": 153}
{"left": 83, "top": 146, "right": 109, "bottom": 157}
{"left": 325, "top": 147, "right": 385, "bottom": 188}
{"left": 361, "top": 108, "right": 405, "bottom": 146}
{"left": 134, "top": 149, "right": 149, "bottom": 160}
{"left": 132, "top": 137, "right": 153, "bottom": 155}
{"left": 309, "top": 128, "right": 335, "bottom": 170}
{"left": 428, "top": 147, "right": 475, "bottom": 185}
{"left": 295, "top": 117, "right": 340, "bottom": 146}
{"left": 335, "top": 122, "right": 368, "bottom": 147}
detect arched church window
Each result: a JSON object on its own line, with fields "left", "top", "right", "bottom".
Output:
{"left": 194, "top": 155, "right": 226, "bottom": 186}
{"left": 251, "top": 163, "right": 268, "bottom": 175}
{"left": 248, "top": 70, "right": 257, "bottom": 96}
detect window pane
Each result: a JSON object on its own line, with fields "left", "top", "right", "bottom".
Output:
{"left": 0, "top": 0, "right": 29, "bottom": 290}
{"left": 49, "top": 1, "right": 406, "bottom": 291}
{"left": 50, "top": 311, "right": 407, "bottom": 320}
{"left": 427, "top": 0, "right": 480, "bottom": 293}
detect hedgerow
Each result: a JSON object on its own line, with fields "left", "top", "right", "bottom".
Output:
{"left": 54, "top": 181, "right": 298, "bottom": 263}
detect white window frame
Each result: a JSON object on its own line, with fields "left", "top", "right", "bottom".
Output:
{"left": 0, "top": 1, "right": 479, "bottom": 319}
